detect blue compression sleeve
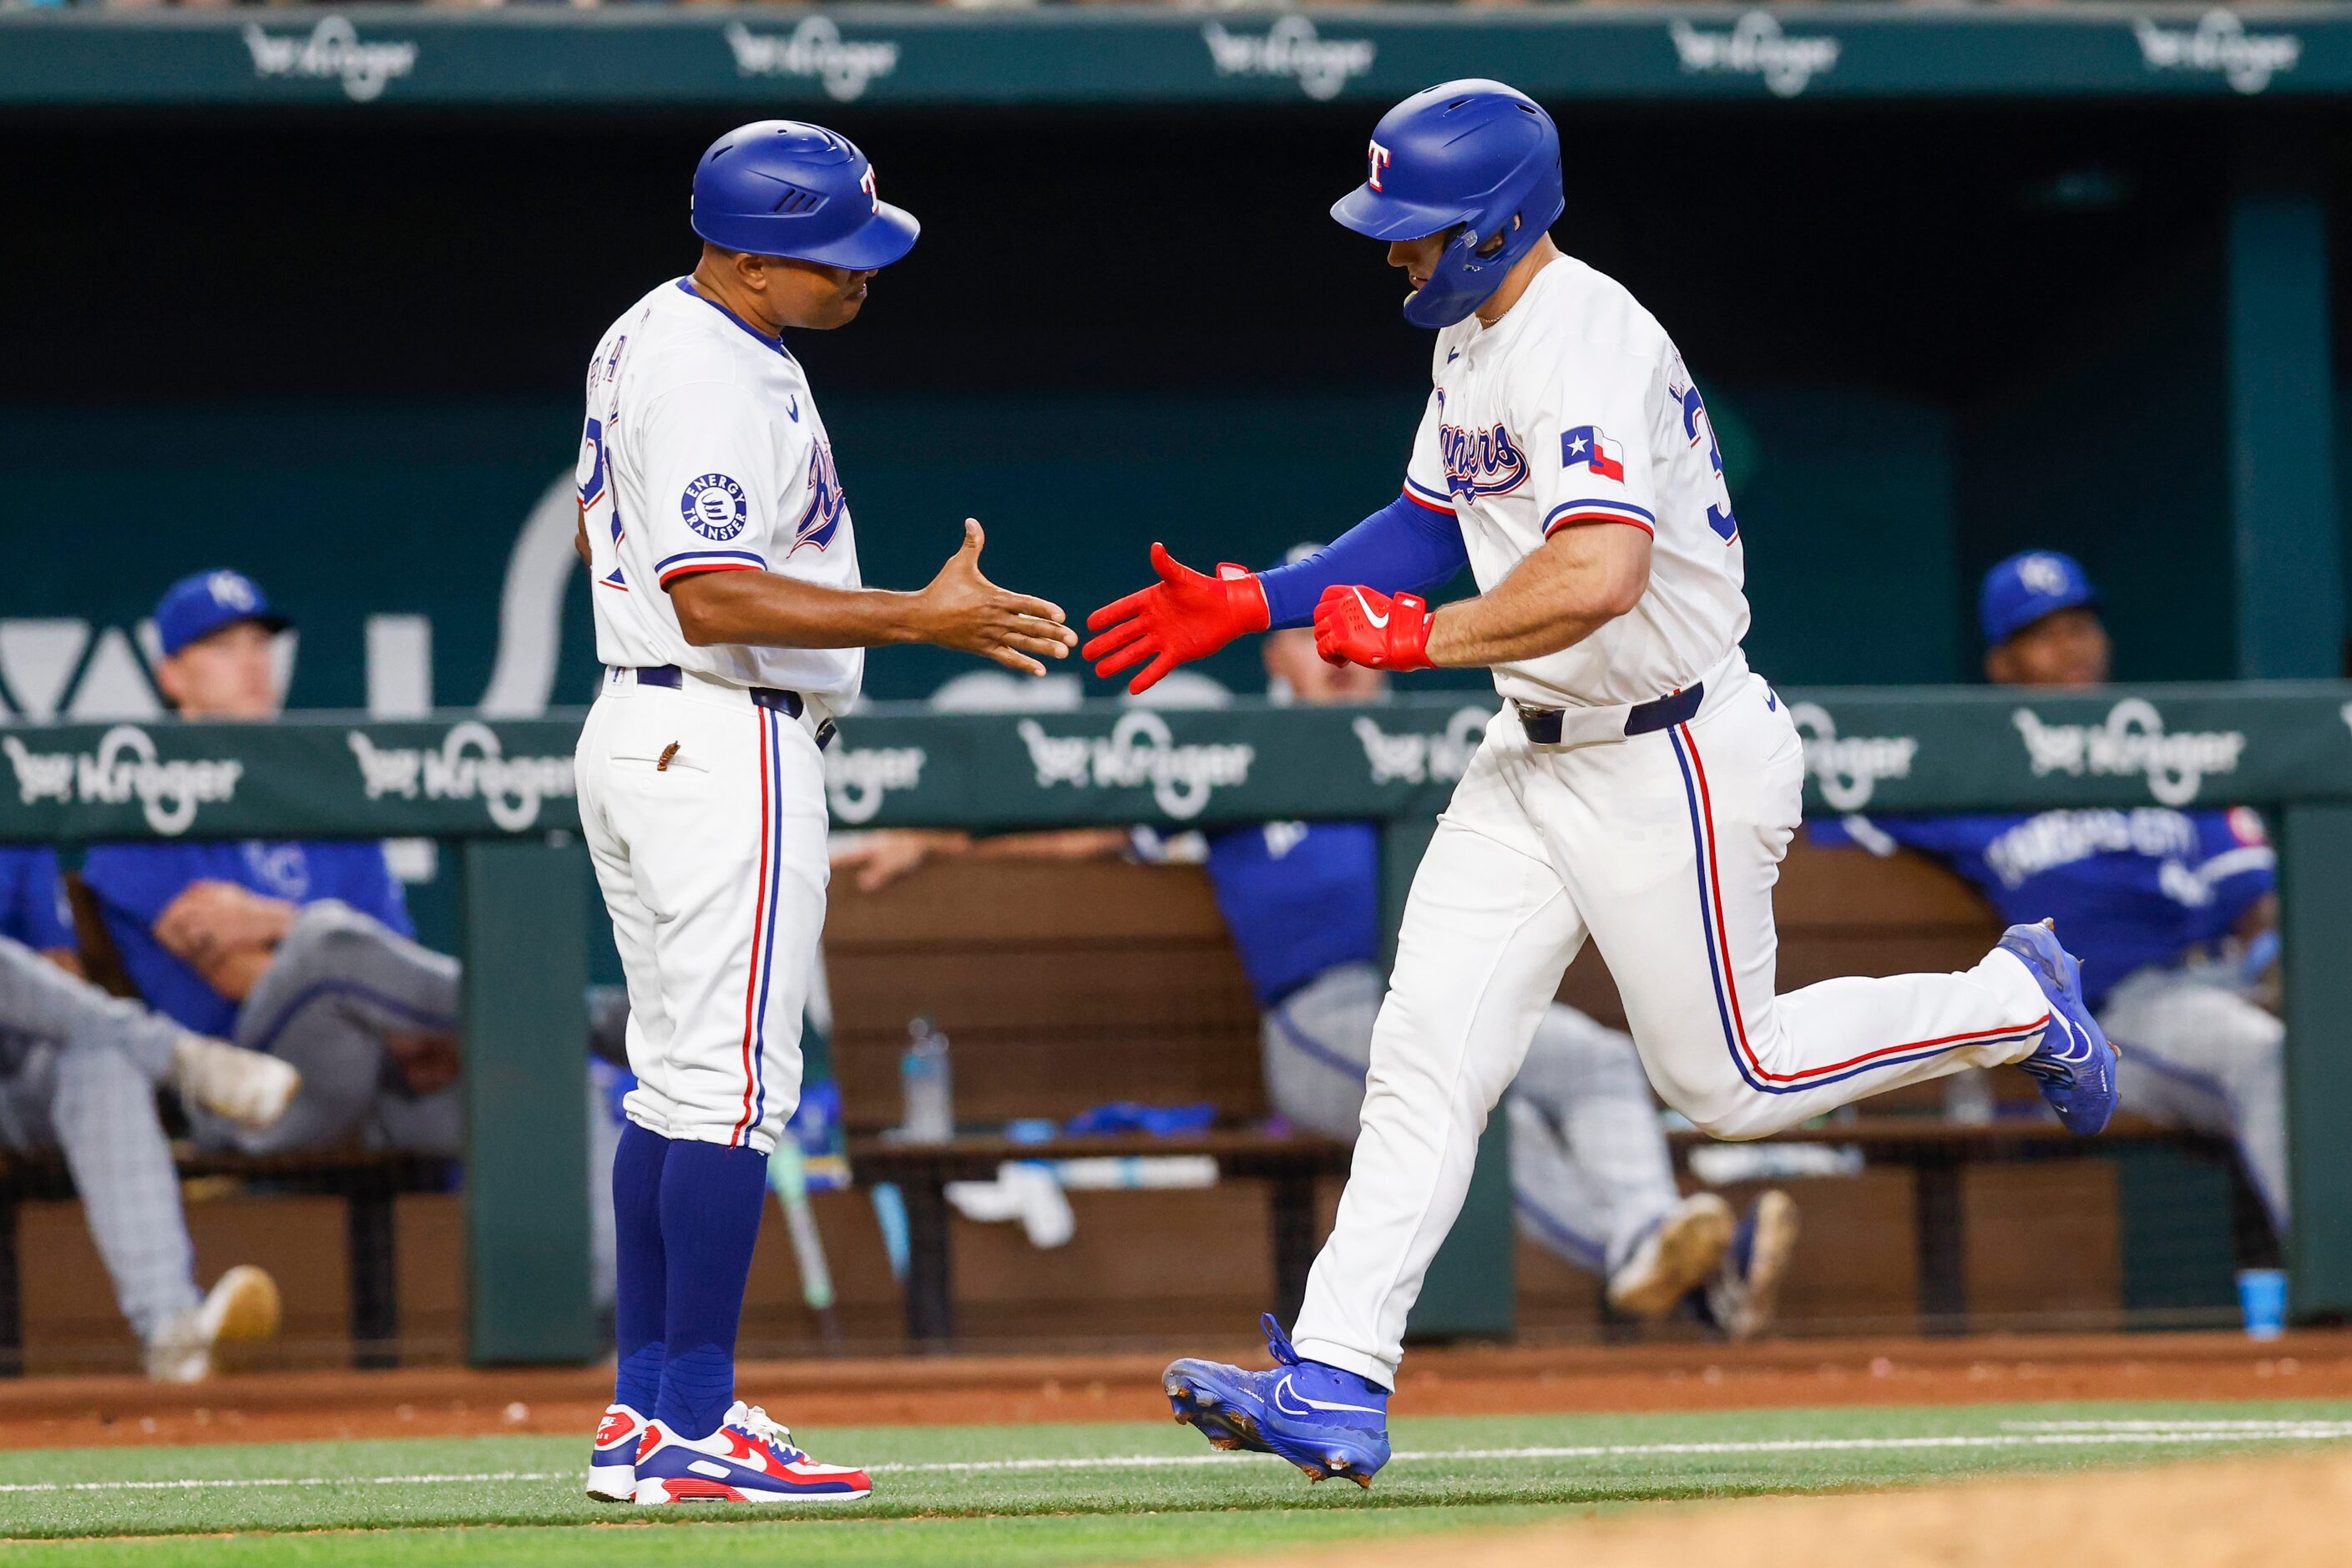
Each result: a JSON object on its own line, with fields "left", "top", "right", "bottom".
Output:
{"left": 1258, "top": 492, "right": 1469, "bottom": 629}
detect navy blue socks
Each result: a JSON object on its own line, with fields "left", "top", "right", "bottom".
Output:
{"left": 652, "top": 1139, "right": 771, "bottom": 1439}
{"left": 609, "top": 1122, "right": 670, "bottom": 1418}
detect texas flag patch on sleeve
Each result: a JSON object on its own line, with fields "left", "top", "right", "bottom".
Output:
{"left": 1560, "top": 426, "right": 1626, "bottom": 482}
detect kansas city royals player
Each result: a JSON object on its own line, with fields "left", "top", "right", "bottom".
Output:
{"left": 0, "top": 847, "right": 288, "bottom": 1379}
{"left": 575, "top": 121, "right": 1075, "bottom": 1506}
{"left": 1818, "top": 551, "right": 2285, "bottom": 1233}
{"left": 1085, "top": 81, "right": 2116, "bottom": 1486}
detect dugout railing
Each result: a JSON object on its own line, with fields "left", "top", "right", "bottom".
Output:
{"left": 0, "top": 682, "right": 2346, "bottom": 1363}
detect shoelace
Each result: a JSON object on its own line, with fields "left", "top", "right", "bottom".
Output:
{"left": 1258, "top": 1312, "right": 1301, "bottom": 1368}
{"left": 733, "top": 1404, "right": 807, "bottom": 1462}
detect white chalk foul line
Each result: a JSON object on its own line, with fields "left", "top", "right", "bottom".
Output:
{"left": 3, "top": 1424, "right": 2349, "bottom": 1497}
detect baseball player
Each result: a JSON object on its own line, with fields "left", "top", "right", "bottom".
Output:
{"left": 574, "top": 121, "right": 1075, "bottom": 1507}
{"left": 1085, "top": 81, "right": 2116, "bottom": 1487}
{"left": 1817, "top": 551, "right": 2285, "bottom": 1233}
{"left": 835, "top": 596, "right": 1801, "bottom": 1338}
{"left": 0, "top": 845, "right": 290, "bottom": 1378}
{"left": 82, "top": 572, "right": 481, "bottom": 1161}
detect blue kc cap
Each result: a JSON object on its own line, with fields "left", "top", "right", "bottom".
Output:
{"left": 154, "top": 569, "right": 291, "bottom": 658}
{"left": 1980, "top": 550, "right": 2097, "bottom": 647}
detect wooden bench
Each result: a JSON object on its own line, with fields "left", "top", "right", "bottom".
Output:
{"left": 822, "top": 835, "right": 2254, "bottom": 1340}
{"left": 0, "top": 875, "right": 448, "bottom": 1373}
{"left": 0, "top": 1149, "right": 453, "bottom": 1374}
{"left": 847, "top": 1132, "right": 1353, "bottom": 1347}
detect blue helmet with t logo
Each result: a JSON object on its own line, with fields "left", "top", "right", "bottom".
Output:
{"left": 1331, "top": 81, "right": 1565, "bottom": 330}
{"left": 691, "top": 120, "right": 919, "bottom": 271}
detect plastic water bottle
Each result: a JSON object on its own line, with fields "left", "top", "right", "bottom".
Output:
{"left": 898, "top": 1016, "right": 954, "bottom": 1143}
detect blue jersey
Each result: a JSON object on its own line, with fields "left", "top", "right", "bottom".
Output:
{"left": 0, "top": 847, "right": 73, "bottom": 954}
{"left": 78, "top": 840, "right": 412, "bottom": 1038}
{"left": 1809, "top": 807, "right": 2274, "bottom": 1009}
{"left": 1203, "top": 822, "right": 1382, "bottom": 1008}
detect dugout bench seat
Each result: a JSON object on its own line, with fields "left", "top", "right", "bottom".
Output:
{"left": 0, "top": 1148, "right": 452, "bottom": 1377}
{"left": 823, "top": 837, "right": 2269, "bottom": 1342}
{"left": 0, "top": 876, "right": 448, "bottom": 1376}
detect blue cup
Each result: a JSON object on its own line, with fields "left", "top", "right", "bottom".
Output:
{"left": 2237, "top": 1268, "right": 2287, "bottom": 1340}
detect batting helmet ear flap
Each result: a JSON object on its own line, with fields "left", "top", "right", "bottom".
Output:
{"left": 1333, "top": 81, "right": 1564, "bottom": 328}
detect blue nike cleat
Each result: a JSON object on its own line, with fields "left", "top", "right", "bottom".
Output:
{"left": 1163, "top": 1314, "right": 1392, "bottom": 1488}
{"left": 1999, "top": 919, "right": 2120, "bottom": 1136}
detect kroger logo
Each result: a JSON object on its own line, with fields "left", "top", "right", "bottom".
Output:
{"left": 243, "top": 18, "right": 418, "bottom": 104}
{"left": 2011, "top": 698, "right": 2246, "bottom": 807}
{"left": 724, "top": 18, "right": 901, "bottom": 103}
{"left": 1789, "top": 702, "right": 1917, "bottom": 812}
{"left": 1201, "top": 17, "right": 1376, "bottom": 104}
{"left": 1, "top": 726, "right": 243, "bottom": 837}
{"left": 1353, "top": 707, "right": 1492, "bottom": 787}
{"left": 1015, "top": 711, "right": 1254, "bottom": 822}
{"left": 2134, "top": 12, "right": 2301, "bottom": 96}
{"left": 1668, "top": 13, "right": 1841, "bottom": 99}
{"left": 346, "top": 722, "right": 574, "bottom": 833}
{"left": 825, "top": 744, "right": 927, "bottom": 827}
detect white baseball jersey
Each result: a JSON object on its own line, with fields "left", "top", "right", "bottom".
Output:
{"left": 1403, "top": 255, "right": 1750, "bottom": 710}
{"left": 579, "top": 279, "right": 863, "bottom": 708}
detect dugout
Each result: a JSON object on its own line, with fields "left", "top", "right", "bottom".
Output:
{"left": 3, "top": 6, "right": 2352, "bottom": 1365}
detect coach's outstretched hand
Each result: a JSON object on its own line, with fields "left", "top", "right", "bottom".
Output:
{"left": 918, "top": 520, "right": 1078, "bottom": 677}
{"left": 1084, "top": 544, "right": 1272, "bottom": 695}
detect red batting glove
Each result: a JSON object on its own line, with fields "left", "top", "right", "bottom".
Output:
{"left": 1083, "top": 542, "right": 1271, "bottom": 695}
{"left": 1313, "top": 584, "right": 1434, "bottom": 671}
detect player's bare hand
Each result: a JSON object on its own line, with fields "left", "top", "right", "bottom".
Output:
{"left": 915, "top": 519, "right": 1076, "bottom": 676}
{"left": 829, "top": 829, "right": 973, "bottom": 893}
{"left": 154, "top": 881, "right": 298, "bottom": 964}
{"left": 1082, "top": 543, "right": 1272, "bottom": 695}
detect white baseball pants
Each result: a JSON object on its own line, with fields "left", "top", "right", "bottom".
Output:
{"left": 1292, "top": 656, "right": 2052, "bottom": 1386}
{"left": 576, "top": 667, "right": 828, "bottom": 1156}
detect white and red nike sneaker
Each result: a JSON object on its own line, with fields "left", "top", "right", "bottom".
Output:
{"left": 585, "top": 1404, "right": 647, "bottom": 1502}
{"left": 631, "top": 1401, "right": 873, "bottom": 1505}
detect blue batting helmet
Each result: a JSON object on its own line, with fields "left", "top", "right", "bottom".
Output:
{"left": 690, "top": 120, "right": 919, "bottom": 271}
{"left": 1332, "top": 81, "right": 1565, "bottom": 330}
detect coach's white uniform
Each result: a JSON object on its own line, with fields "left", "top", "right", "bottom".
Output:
{"left": 1291, "top": 256, "right": 2055, "bottom": 1387}
{"left": 574, "top": 279, "right": 852, "bottom": 1155}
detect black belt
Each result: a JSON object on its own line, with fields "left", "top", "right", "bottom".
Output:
{"left": 624, "top": 666, "right": 836, "bottom": 750}
{"left": 1516, "top": 683, "right": 1703, "bottom": 746}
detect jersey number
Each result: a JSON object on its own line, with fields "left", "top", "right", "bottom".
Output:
{"left": 1679, "top": 386, "right": 1738, "bottom": 544}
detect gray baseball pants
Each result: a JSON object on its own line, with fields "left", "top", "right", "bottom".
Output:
{"left": 0, "top": 936, "right": 201, "bottom": 1343}
{"left": 1263, "top": 962, "right": 1682, "bottom": 1281}
{"left": 2100, "top": 961, "right": 2287, "bottom": 1233}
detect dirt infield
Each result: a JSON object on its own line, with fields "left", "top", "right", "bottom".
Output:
{"left": 1, "top": 1329, "right": 2345, "bottom": 1450}
{"left": 1227, "top": 1447, "right": 2352, "bottom": 1568}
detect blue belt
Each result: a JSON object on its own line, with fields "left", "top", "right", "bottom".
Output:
{"left": 1516, "top": 683, "right": 1703, "bottom": 746}
{"left": 623, "top": 666, "right": 836, "bottom": 750}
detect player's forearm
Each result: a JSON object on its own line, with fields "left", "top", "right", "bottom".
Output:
{"left": 670, "top": 571, "right": 946, "bottom": 651}
{"left": 1424, "top": 525, "right": 1650, "bottom": 667}
{"left": 1259, "top": 495, "right": 1468, "bottom": 628}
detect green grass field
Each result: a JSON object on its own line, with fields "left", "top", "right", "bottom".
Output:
{"left": 4, "top": 1400, "right": 2348, "bottom": 1565}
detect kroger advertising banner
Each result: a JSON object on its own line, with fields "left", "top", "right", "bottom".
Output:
{"left": 5, "top": 685, "right": 2350, "bottom": 846}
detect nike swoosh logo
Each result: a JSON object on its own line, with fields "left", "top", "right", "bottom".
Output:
{"left": 1351, "top": 587, "right": 1388, "bottom": 630}
{"left": 787, "top": 395, "right": 801, "bottom": 422}
{"left": 1271, "top": 1374, "right": 1384, "bottom": 1419}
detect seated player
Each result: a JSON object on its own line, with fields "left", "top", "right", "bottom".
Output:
{"left": 1814, "top": 551, "right": 2285, "bottom": 1234}
{"left": 78, "top": 572, "right": 472, "bottom": 1158}
{"left": 0, "top": 844, "right": 291, "bottom": 1378}
{"left": 833, "top": 590, "right": 1801, "bottom": 1340}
